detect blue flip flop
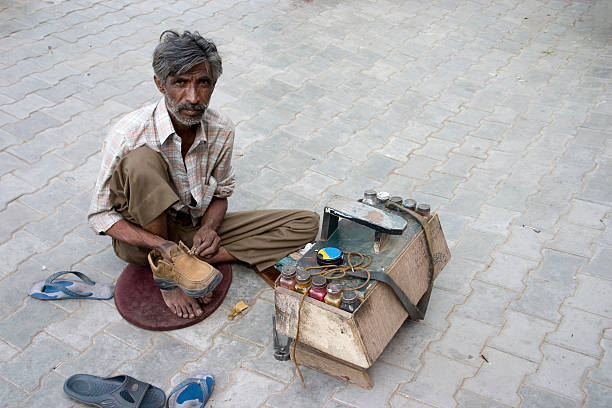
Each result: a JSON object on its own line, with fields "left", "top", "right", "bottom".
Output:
{"left": 166, "top": 375, "right": 214, "bottom": 408}
{"left": 29, "top": 271, "right": 114, "bottom": 300}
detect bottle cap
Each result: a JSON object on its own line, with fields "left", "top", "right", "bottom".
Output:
{"left": 389, "top": 196, "right": 403, "bottom": 206}
{"left": 403, "top": 199, "right": 417, "bottom": 210}
{"left": 376, "top": 191, "right": 390, "bottom": 202}
{"left": 295, "top": 269, "right": 311, "bottom": 283}
{"left": 341, "top": 290, "right": 357, "bottom": 303}
{"left": 280, "top": 265, "right": 296, "bottom": 278}
{"left": 416, "top": 203, "right": 431, "bottom": 215}
{"left": 363, "top": 190, "right": 377, "bottom": 205}
{"left": 327, "top": 282, "right": 342, "bottom": 295}
{"left": 311, "top": 275, "right": 327, "bottom": 288}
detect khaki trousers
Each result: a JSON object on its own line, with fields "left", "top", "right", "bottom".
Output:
{"left": 109, "top": 146, "right": 319, "bottom": 270}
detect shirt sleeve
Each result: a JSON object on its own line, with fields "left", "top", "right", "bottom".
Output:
{"left": 87, "top": 127, "right": 128, "bottom": 234}
{"left": 212, "top": 126, "right": 236, "bottom": 199}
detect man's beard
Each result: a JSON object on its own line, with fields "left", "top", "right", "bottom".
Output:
{"left": 165, "top": 96, "right": 207, "bottom": 127}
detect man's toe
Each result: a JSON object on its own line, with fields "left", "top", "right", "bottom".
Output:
{"left": 190, "top": 303, "right": 202, "bottom": 318}
{"left": 179, "top": 305, "right": 189, "bottom": 318}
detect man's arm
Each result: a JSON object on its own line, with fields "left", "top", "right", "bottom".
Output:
{"left": 88, "top": 123, "right": 134, "bottom": 235}
{"left": 88, "top": 133, "right": 126, "bottom": 235}
{"left": 89, "top": 122, "right": 175, "bottom": 258}
{"left": 191, "top": 197, "right": 228, "bottom": 258}
{"left": 105, "top": 219, "right": 175, "bottom": 259}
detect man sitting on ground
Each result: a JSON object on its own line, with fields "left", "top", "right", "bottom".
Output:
{"left": 88, "top": 30, "right": 319, "bottom": 319}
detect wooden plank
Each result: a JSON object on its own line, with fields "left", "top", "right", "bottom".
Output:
{"left": 356, "top": 214, "right": 450, "bottom": 363}
{"left": 253, "top": 265, "right": 279, "bottom": 288}
{"left": 353, "top": 282, "right": 407, "bottom": 365}
{"left": 429, "top": 215, "right": 451, "bottom": 280}
{"left": 291, "top": 341, "right": 373, "bottom": 389}
{"left": 387, "top": 214, "right": 449, "bottom": 305}
{"left": 274, "top": 287, "right": 370, "bottom": 368}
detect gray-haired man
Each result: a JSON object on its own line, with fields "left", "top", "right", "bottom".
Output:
{"left": 88, "top": 31, "right": 319, "bottom": 319}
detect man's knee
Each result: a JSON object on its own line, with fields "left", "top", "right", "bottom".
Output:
{"left": 110, "top": 145, "right": 177, "bottom": 226}
{"left": 118, "top": 146, "right": 168, "bottom": 183}
{"left": 110, "top": 145, "right": 172, "bottom": 201}
{"left": 297, "top": 210, "right": 320, "bottom": 240}
{"left": 305, "top": 210, "right": 320, "bottom": 230}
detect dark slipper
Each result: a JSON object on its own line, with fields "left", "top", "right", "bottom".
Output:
{"left": 166, "top": 375, "right": 214, "bottom": 408}
{"left": 64, "top": 374, "right": 165, "bottom": 408}
{"left": 29, "top": 271, "right": 114, "bottom": 300}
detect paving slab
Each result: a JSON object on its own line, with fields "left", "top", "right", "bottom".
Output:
{"left": 584, "top": 380, "right": 612, "bottom": 408}
{"left": 434, "top": 256, "right": 487, "bottom": 296}
{"left": 242, "top": 342, "right": 296, "bottom": 384}
{"left": 45, "top": 300, "right": 122, "bottom": 351}
{"left": 546, "top": 306, "right": 612, "bottom": 358}
{"left": 398, "top": 351, "right": 477, "bottom": 408}
{"left": 463, "top": 346, "right": 537, "bottom": 406}
{"left": 453, "top": 280, "right": 517, "bottom": 327}
{"left": 334, "top": 361, "right": 413, "bottom": 408}
{"left": 565, "top": 273, "right": 612, "bottom": 318}
{"left": 267, "top": 366, "right": 344, "bottom": 408}
{"left": 430, "top": 313, "right": 498, "bottom": 367}
{"left": 518, "top": 385, "right": 581, "bottom": 408}
{"left": 380, "top": 320, "right": 441, "bottom": 372}
{"left": 0, "top": 332, "right": 79, "bottom": 392}
{"left": 118, "top": 333, "right": 201, "bottom": 389}
{"left": 209, "top": 368, "right": 285, "bottom": 408}
{"left": 183, "top": 333, "right": 261, "bottom": 391}
{"left": 526, "top": 343, "right": 598, "bottom": 402}
{"left": 0, "top": 297, "right": 67, "bottom": 350}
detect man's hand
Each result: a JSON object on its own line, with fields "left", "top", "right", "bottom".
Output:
{"left": 159, "top": 241, "right": 177, "bottom": 262}
{"left": 191, "top": 226, "right": 221, "bottom": 258}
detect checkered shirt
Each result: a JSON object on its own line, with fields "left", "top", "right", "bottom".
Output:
{"left": 87, "top": 98, "right": 235, "bottom": 234}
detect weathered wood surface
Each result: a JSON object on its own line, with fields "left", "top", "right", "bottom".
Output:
{"left": 275, "top": 288, "right": 370, "bottom": 368}
{"left": 386, "top": 214, "right": 450, "bottom": 304}
{"left": 291, "top": 341, "right": 373, "bottom": 389}
{"left": 254, "top": 265, "right": 280, "bottom": 288}
{"left": 353, "top": 280, "right": 409, "bottom": 365}
{"left": 351, "top": 214, "right": 449, "bottom": 364}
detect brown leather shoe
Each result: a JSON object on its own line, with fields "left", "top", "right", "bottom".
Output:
{"left": 148, "top": 241, "right": 223, "bottom": 297}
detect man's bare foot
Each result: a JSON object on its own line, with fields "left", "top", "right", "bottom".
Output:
{"left": 198, "top": 293, "right": 214, "bottom": 305}
{"left": 161, "top": 288, "right": 202, "bottom": 319}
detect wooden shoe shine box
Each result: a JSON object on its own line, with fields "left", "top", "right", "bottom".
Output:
{"left": 274, "top": 198, "right": 450, "bottom": 386}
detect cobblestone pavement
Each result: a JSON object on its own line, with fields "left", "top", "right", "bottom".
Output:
{"left": 0, "top": 0, "right": 611, "bottom": 406}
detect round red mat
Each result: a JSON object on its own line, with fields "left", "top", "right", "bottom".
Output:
{"left": 114, "top": 263, "right": 232, "bottom": 331}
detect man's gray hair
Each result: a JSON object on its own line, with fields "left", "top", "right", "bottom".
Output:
{"left": 152, "top": 30, "right": 222, "bottom": 84}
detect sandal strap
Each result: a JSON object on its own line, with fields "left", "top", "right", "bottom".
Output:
{"left": 45, "top": 271, "right": 95, "bottom": 286}
{"left": 108, "top": 375, "right": 150, "bottom": 407}
{"left": 42, "top": 282, "right": 93, "bottom": 298}
{"left": 42, "top": 271, "right": 95, "bottom": 298}
{"left": 167, "top": 376, "right": 211, "bottom": 407}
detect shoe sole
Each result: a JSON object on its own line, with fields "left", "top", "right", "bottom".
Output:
{"left": 154, "top": 270, "right": 223, "bottom": 298}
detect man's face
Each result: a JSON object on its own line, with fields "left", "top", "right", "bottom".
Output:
{"left": 155, "top": 62, "right": 215, "bottom": 127}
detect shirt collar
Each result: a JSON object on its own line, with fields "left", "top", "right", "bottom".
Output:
{"left": 155, "top": 98, "right": 176, "bottom": 145}
{"left": 154, "top": 98, "right": 209, "bottom": 146}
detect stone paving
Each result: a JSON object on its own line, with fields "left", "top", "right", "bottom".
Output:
{"left": 0, "top": 0, "right": 611, "bottom": 406}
